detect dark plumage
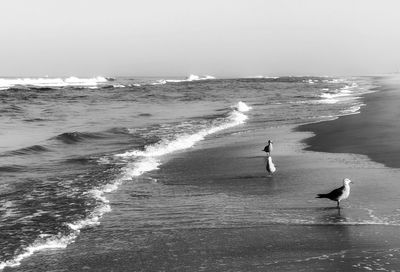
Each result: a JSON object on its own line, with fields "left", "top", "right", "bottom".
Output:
{"left": 317, "top": 187, "right": 344, "bottom": 201}
{"left": 262, "top": 140, "right": 273, "bottom": 155}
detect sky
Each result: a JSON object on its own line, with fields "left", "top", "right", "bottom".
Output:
{"left": 0, "top": 0, "right": 399, "bottom": 77}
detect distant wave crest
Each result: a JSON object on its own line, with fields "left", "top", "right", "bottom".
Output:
{"left": 152, "top": 74, "right": 216, "bottom": 85}
{"left": 0, "top": 76, "right": 108, "bottom": 89}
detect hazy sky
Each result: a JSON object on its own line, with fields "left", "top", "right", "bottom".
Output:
{"left": 1, "top": 0, "right": 399, "bottom": 77}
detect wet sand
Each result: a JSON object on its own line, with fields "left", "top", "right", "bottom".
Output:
{"left": 7, "top": 76, "right": 400, "bottom": 272}
{"left": 298, "top": 76, "right": 400, "bottom": 168}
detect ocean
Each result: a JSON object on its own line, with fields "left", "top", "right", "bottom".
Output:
{"left": 0, "top": 75, "right": 378, "bottom": 270}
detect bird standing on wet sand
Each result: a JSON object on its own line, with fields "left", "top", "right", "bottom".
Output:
{"left": 265, "top": 155, "right": 276, "bottom": 176}
{"left": 262, "top": 140, "right": 273, "bottom": 155}
{"left": 316, "top": 178, "right": 352, "bottom": 208}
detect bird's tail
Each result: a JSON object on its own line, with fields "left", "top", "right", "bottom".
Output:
{"left": 316, "top": 194, "right": 327, "bottom": 198}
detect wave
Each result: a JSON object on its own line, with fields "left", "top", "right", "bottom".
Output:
{"left": 244, "top": 76, "right": 279, "bottom": 79}
{"left": 118, "top": 103, "right": 249, "bottom": 158}
{"left": 53, "top": 128, "right": 134, "bottom": 145}
{"left": 52, "top": 131, "right": 106, "bottom": 144}
{"left": 0, "top": 104, "right": 24, "bottom": 113}
{"left": 0, "top": 165, "right": 25, "bottom": 172}
{"left": 0, "top": 76, "right": 109, "bottom": 89}
{"left": 105, "top": 127, "right": 131, "bottom": 135}
{"left": 316, "top": 83, "right": 359, "bottom": 104}
{"left": 64, "top": 156, "right": 93, "bottom": 164}
{"left": 3, "top": 145, "right": 50, "bottom": 157}
{"left": 0, "top": 102, "right": 251, "bottom": 270}
{"left": 304, "top": 79, "right": 318, "bottom": 84}
{"left": 152, "top": 74, "right": 216, "bottom": 85}
{"left": 23, "top": 118, "right": 47, "bottom": 122}
{"left": 341, "top": 104, "right": 365, "bottom": 115}
{"left": 322, "top": 78, "right": 346, "bottom": 84}
{"left": 0, "top": 232, "right": 77, "bottom": 270}
{"left": 87, "top": 101, "right": 251, "bottom": 242}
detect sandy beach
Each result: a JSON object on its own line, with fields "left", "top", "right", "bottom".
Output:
{"left": 5, "top": 76, "right": 400, "bottom": 272}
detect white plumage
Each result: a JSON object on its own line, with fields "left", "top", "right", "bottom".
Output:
{"left": 266, "top": 156, "right": 276, "bottom": 175}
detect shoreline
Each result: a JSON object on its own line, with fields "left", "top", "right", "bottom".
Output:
{"left": 297, "top": 76, "right": 400, "bottom": 169}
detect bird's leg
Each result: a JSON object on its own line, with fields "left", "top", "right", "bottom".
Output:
{"left": 337, "top": 201, "right": 340, "bottom": 209}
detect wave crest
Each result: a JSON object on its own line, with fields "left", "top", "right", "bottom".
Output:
{"left": 118, "top": 101, "right": 250, "bottom": 159}
{"left": 2, "top": 145, "right": 50, "bottom": 157}
{"left": 152, "top": 74, "right": 216, "bottom": 85}
{"left": 0, "top": 76, "right": 108, "bottom": 89}
{"left": 52, "top": 131, "right": 105, "bottom": 144}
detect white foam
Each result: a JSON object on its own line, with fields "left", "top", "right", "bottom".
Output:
{"left": 122, "top": 158, "right": 161, "bottom": 179}
{"left": 0, "top": 173, "right": 115, "bottom": 270}
{"left": 341, "top": 104, "right": 365, "bottom": 115}
{"left": 246, "top": 76, "right": 279, "bottom": 79}
{"left": 322, "top": 78, "right": 346, "bottom": 84}
{"left": 317, "top": 84, "right": 359, "bottom": 104}
{"left": 152, "top": 74, "right": 216, "bottom": 85}
{"left": 0, "top": 233, "right": 76, "bottom": 269}
{"left": 0, "top": 76, "right": 108, "bottom": 89}
{"left": 235, "top": 101, "right": 252, "bottom": 112}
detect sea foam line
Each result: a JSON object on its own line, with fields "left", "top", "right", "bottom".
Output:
{"left": 0, "top": 101, "right": 251, "bottom": 270}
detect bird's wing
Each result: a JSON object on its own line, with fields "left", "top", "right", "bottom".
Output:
{"left": 326, "top": 186, "right": 345, "bottom": 200}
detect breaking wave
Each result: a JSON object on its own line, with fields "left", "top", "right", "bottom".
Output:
{"left": 0, "top": 76, "right": 109, "bottom": 89}
{"left": 317, "top": 83, "right": 359, "bottom": 104}
{"left": 84, "top": 101, "right": 252, "bottom": 246}
{"left": 0, "top": 101, "right": 251, "bottom": 270}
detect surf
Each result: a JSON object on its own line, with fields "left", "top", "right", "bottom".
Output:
{"left": 0, "top": 101, "right": 251, "bottom": 270}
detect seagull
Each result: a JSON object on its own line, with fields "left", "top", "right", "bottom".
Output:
{"left": 266, "top": 155, "right": 276, "bottom": 176}
{"left": 262, "top": 140, "right": 273, "bottom": 155}
{"left": 316, "top": 178, "right": 352, "bottom": 208}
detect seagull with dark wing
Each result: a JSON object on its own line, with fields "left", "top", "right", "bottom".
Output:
{"left": 316, "top": 178, "right": 352, "bottom": 208}
{"left": 262, "top": 140, "right": 273, "bottom": 155}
